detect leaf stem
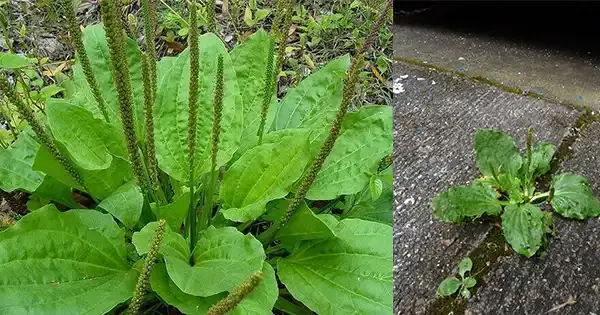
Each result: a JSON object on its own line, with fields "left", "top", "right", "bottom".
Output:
{"left": 530, "top": 191, "right": 550, "bottom": 203}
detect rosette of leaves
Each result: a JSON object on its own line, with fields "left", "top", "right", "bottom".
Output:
{"left": 0, "top": 3, "right": 393, "bottom": 315}
{"left": 433, "top": 129, "right": 600, "bottom": 258}
{"left": 437, "top": 257, "right": 477, "bottom": 298}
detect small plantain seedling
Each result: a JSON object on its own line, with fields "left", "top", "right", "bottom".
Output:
{"left": 433, "top": 128, "right": 600, "bottom": 257}
{"left": 437, "top": 257, "right": 477, "bottom": 298}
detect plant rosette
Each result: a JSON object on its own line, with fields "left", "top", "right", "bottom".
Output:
{"left": 432, "top": 128, "right": 600, "bottom": 258}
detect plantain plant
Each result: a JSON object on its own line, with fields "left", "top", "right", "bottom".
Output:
{"left": 433, "top": 128, "right": 600, "bottom": 258}
{"left": 0, "top": 0, "right": 393, "bottom": 314}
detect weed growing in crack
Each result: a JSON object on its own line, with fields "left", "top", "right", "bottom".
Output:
{"left": 433, "top": 128, "right": 600, "bottom": 257}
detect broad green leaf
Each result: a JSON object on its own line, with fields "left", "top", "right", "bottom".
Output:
{"left": 82, "top": 157, "right": 133, "bottom": 199}
{"left": 276, "top": 202, "right": 336, "bottom": 250}
{"left": 550, "top": 173, "right": 600, "bottom": 219}
{"left": 154, "top": 34, "right": 242, "bottom": 183}
{"left": 463, "top": 277, "right": 477, "bottom": 288}
{"left": 164, "top": 226, "right": 265, "bottom": 296}
{"left": 501, "top": 203, "right": 546, "bottom": 257}
{"left": 307, "top": 106, "right": 393, "bottom": 200}
{"left": 33, "top": 145, "right": 133, "bottom": 199}
{"left": 47, "top": 99, "right": 127, "bottom": 170}
{"left": 474, "top": 129, "right": 523, "bottom": 179}
{"left": 522, "top": 142, "right": 555, "bottom": 180}
{"left": 436, "top": 278, "right": 460, "bottom": 297}
{"left": 220, "top": 133, "right": 311, "bottom": 222}
{"left": 157, "top": 56, "right": 176, "bottom": 83}
{"left": 273, "top": 55, "right": 350, "bottom": 131}
{"left": 0, "top": 129, "right": 44, "bottom": 192}
{"left": 72, "top": 25, "right": 146, "bottom": 143}
{"left": 155, "top": 187, "right": 190, "bottom": 231}
{"left": 458, "top": 257, "right": 472, "bottom": 278}
{"left": 0, "top": 52, "right": 32, "bottom": 68}
{"left": 0, "top": 205, "right": 138, "bottom": 314}
{"left": 230, "top": 29, "right": 276, "bottom": 148}
{"left": 432, "top": 182, "right": 502, "bottom": 223}
{"left": 98, "top": 181, "right": 143, "bottom": 228}
{"left": 151, "top": 262, "right": 278, "bottom": 315}
{"left": 32, "top": 141, "right": 83, "bottom": 190}
{"left": 278, "top": 219, "right": 392, "bottom": 315}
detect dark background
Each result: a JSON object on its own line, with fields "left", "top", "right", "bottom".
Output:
{"left": 394, "top": 1, "right": 600, "bottom": 56}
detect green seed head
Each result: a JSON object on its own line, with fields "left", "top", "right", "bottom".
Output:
{"left": 62, "top": 0, "right": 109, "bottom": 121}
{"left": 128, "top": 219, "right": 167, "bottom": 315}
{"left": 206, "top": 271, "right": 264, "bottom": 315}
{"left": 211, "top": 55, "right": 224, "bottom": 171}
{"left": 101, "top": 0, "right": 149, "bottom": 195}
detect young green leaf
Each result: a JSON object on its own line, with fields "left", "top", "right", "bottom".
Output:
{"left": 306, "top": 105, "right": 393, "bottom": 200}
{"left": 432, "top": 182, "right": 502, "bottom": 223}
{"left": 0, "top": 205, "right": 138, "bottom": 314}
{"left": 150, "top": 262, "right": 278, "bottom": 315}
{"left": 272, "top": 54, "right": 351, "bottom": 131}
{"left": 255, "top": 9, "right": 271, "bottom": 21}
{"left": 33, "top": 145, "right": 133, "bottom": 199}
{"left": 474, "top": 129, "right": 523, "bottom": 179}
{"left": 278, "top": 219, "right": 392, "bottom": 315}
{"left": 501, "top": 203, "right": 546, "bottom": 257}
{"left": 436, "top": 277, "right": 460, "bottom": 297}
{"left": 475, "top": 173, "right": 523, "bottom": 203}
{"left": 550, "top": 173, "right": 600, "bottom": 219}
{"left": 521, "top": 142, "right": 555, "bottom": 180}
{"left": 244, "top": 7, "right": 255, "bottom": 26}
{"left": 369, "top": 175, "right": 383, "bottom": 201}
{"left": 343, "top": 166, "right": 393, "bottom": 225}
{"left": 163, "top": 226, "right": 265, "bottom": 297}
{"left": 463, "top": 277, "right": 477, "bottom": 289}
{"left": 461, "top": 288, "right": 471, "bottom": 298}
{"left": 97, "top": 181, "right": 143, "bottom": 229}
{"left": 219, "top": 133, "right": 311, "bottom": 222}
{"left": 458, "top": 257, "right": 473, "bottom": 278}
